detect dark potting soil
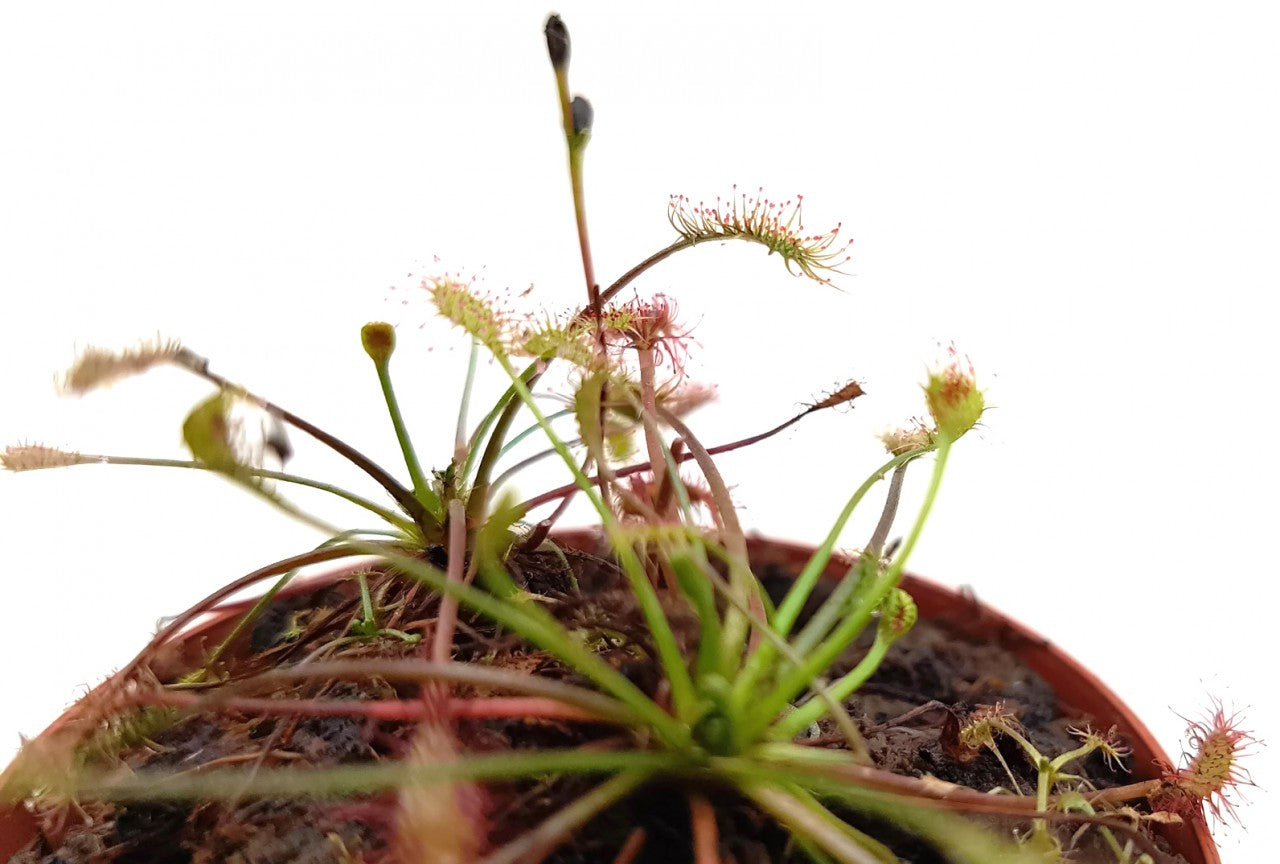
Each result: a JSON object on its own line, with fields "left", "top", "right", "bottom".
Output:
{"left": 9, "top": 543, "right": 1186, "bottom": 864}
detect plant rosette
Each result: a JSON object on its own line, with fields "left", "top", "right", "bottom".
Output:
{"left": 0, "top": 536, "right": 1227, "bottom": 864}
{"left": 1, "top": 13, "right": 1252, "bottom": 864}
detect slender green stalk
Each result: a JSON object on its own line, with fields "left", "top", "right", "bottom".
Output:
{"left": 356, "top": 571, "right": 377, "bottom": 628}
{"left": 488, "top": 441, "right": 577, "bottom": 500}
{"left": 658, "top": 409, "right": 756, "bottom": 677}
{"left": 729, "top": 447, "right": 930, "bottom": 717}
{"left": 669, "top": 549, "right": 721, "bottom": 679}
{"left": 877, "top": 437, "right": 952, "bottom": 589}
{"left": 44, "top": 455, "right": 417, "bottom": 533}
{"left": 745, "top": 784, "right": 893, "bottom": 864}
{"left": 787, "top": 464, "right": 909, "bottom": 659}
{"left": 498, "top": 409, "right": 576, "bottom": 458}
{"left": 697, "top": 549, "right": 868, "bottom": 761}
{"left": 716, "top": 757, "right": 1045, "bottom": 864}
{"left": 370, "top": 349, "right": 439, "bottom": 518}
{"left": 493, "top": 355, "right": 699, "bottom": 723}
{"left": 194, "top": 568, "right": 299, "bottom": 677}
{"left": 480, "top": 772, "right": 652, "bottom": 864}
{"left": 454, "top": 338, "right": 481, "bottom": 458}
{"left": 73, "top": 749, "right": 677, "bottom": 802}
{"left": 737, "top": 442, "right": 952, "bottom": 744}
{"left": 788, "top": 556, "right": 875, "bottom": 662}
{"left": 463, "top": 360, "right": 542, "bottom": 526}
{"left": 771, "top": 634, "right": 893, "bottom": 741}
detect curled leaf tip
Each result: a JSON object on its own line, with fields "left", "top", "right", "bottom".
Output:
{"left": 1, "top": 443, "right": 94, "bottom": 472}
{"left": 58, "top": 337, "right": 184, "bottom": 395}
{"left": 669, "top": 186, "right": 851, "bottom": 284}
{"left": 810, "top": 380, "right": 865, "bottom": 411}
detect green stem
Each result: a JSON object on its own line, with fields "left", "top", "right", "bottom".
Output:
{"left": 372, "top": 354, "right": 439, "bottom": 518}
{"left": 744, "top": 784, "right": 895, "bottom": 864}
{"left": 787, "top": 463, "right": 909, "bottom": 659}
{"left": 357, "top": 571, "right": 377, "bottom": 628}
{"left": 738, "top": 440, "right": 952, "bottom": 744}
{"left": 480, "top": 773, "right": 651, "bottom": 864}
{"left": 771, "top": 634, "right": 892, "bottom": 741}
{"left": 569, "top": 145, "right": 597, "bottom": 305}
{"left": 697, "top": 549, "right": 868, "bottom": 761}
{"left": 494, "top": 356, "right": 698, "bottom": 723}
{"left": 489, "top": 442, "right": 576, "bottom": 500}
{"left": 454, "top": 338, "right": 481, "bottom": 459}
{"left": 499, "top": 409, "right": 576, "bottom": 458}
{"left": 63, "top": 455, "right": 416, "bottom": 534}
{"left": 658, "top": 409, "right": 756, "bottom": 678}
{"left": 1034, "top": 764, "right": 1053, "bottom": 844}
{"left": 74, "top": 749, "right": 677, "bottom": 802}
{"left": 463, "top": 361, "right": 542, "bottom": 527}
{"left": 728, "top": 448, "right": 930, "bottom": 718}
{"left": 878, "top": 436, "right": 952, "bottom": 587}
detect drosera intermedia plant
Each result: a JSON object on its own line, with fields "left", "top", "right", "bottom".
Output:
{"left": 0, "top": 13, "right": 1251, "bottom": 864}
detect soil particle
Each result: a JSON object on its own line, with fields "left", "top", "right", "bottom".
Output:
{"left": 111, "top": 802, "right": 189, "bottom": 864}
{"left": 190, "top": 799, "right": 380, "bottom": 864}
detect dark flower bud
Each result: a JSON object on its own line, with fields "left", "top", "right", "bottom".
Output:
{"left": 571, "top": 95, "right": 593, "bottom": 135}
{"left": 544, "top": 15, "right": 570, "bottom": 71}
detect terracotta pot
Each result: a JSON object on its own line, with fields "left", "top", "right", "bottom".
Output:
{"left": 0, "top": 534, "right": 1219, "bottom": 863}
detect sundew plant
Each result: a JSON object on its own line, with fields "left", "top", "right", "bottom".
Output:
{"left": 0, "top": 14, "right": 1252, "bottom": 864}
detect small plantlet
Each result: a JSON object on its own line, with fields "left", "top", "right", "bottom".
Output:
{"left": 0, "top": 13, "right": 1247, "bottom": 864}
{"left": 1155, "top": 701, "right": 1258, "bottom": 827}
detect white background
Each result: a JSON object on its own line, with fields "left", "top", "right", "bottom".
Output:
{"left": 1, "top": 3, "right": 1274, "bottom": 861}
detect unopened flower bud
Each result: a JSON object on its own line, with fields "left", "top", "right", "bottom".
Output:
{"left": 923, "top": 347, "right": 984, "bottom": 440}
{"left": 544, "top": 15, "right": 570, "bottom": 71}
{"left": 571, "top": 96, "right": 593, "bottom": 136}
{"left": 361, "top": 322, "right": 396, "bottom": 366}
